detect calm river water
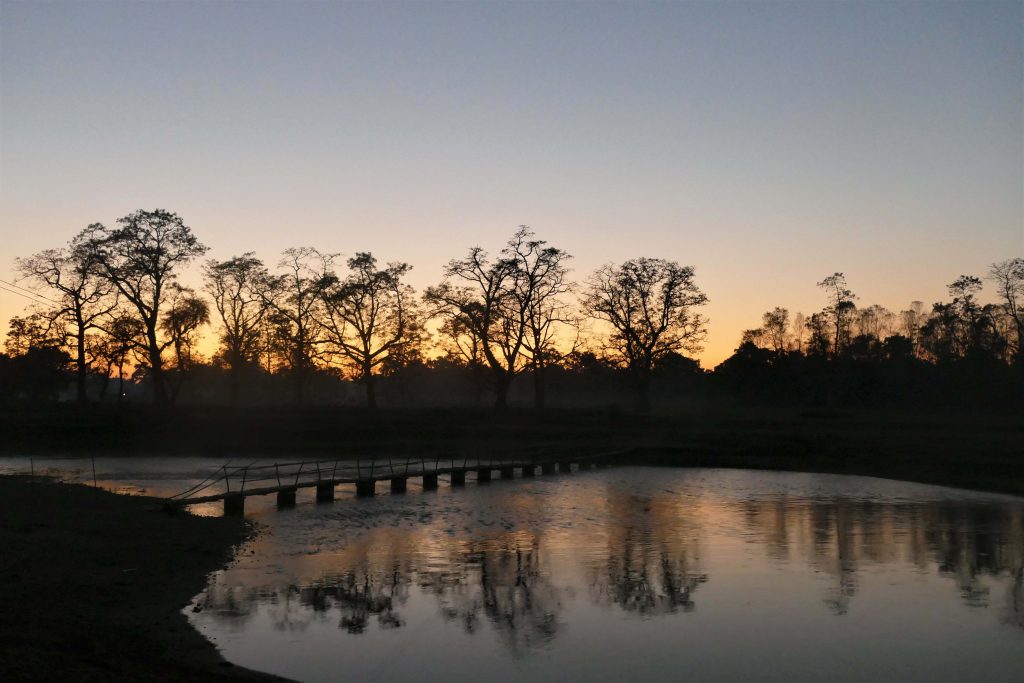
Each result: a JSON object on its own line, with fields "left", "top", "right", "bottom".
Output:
{"left": 4, "top": 458, "right": 1022, "bottom": 681}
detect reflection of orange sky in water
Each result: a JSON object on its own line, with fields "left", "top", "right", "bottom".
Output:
{"left": 199, "top": 472, "right": 1024, "bottom": 644}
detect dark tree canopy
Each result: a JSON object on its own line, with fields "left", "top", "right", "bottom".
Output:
{"left": 320, "top": 252, "right": 421, "bottom": 409}
{"left": 85, "top": 210, "right": 208, "bottom": 404}
{"left": 582, "top": 257, "right": 708, "bottom": 411}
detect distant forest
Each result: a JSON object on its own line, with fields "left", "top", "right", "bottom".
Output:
{"left": 2, "top": 209, "right": 1021, "bottom": 411}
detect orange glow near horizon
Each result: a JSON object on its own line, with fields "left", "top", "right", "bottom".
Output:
{"left": 1, "top": 3, "right": 1021, "bottom": 370}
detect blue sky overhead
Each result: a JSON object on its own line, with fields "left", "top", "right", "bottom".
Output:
{"left": 1, "top": 1, "right": 1021, "bottom": 365}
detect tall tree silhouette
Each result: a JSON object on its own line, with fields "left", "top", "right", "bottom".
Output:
{"left": 320, "top": 253, "right": 421, "bottom": 409}
{"left": 85, "top": 210, "right": 207, "bottom": 404}
{"left": 425, "top": 232, "right": 531, "bottom": 410}
{"left": 259, "top": 248, "right": 335, "bottom": 404}
{"left": 817, "top": 272, "right": 856, "bottom": 357}
{"left": 160, "top": 285, "right": 210, "bottom": 403}
{"left": 582, "top": 258, "right": 708, "bottom": 411}
{"left": 507, "top": 228, "right": 575, "bottom": 409}
{"left": 15, "top": 229, "right": 116, "bottom": 403}
{"left": 203, "top": 253, "right": 269, "bottom": 403}
{"left": 989, "top": 258, "right": 1024, "bottom": 363}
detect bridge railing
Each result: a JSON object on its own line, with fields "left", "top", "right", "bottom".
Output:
{"left": 169, "top": 443, "right": 587, "bottom": 502}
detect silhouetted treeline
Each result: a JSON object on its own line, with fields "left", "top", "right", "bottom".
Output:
{"left": 3, "top": 209, "right": 1021, "bottom": 410}
{"left": 715, "top": 271, "right": 1024, "bottom": 408}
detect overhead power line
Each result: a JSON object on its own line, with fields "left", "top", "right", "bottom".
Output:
{"left": 0, "top": 284, "right": 58, "bottom": 307}
{"left": 0, "top": 278, "right": 62, "bottom": 305}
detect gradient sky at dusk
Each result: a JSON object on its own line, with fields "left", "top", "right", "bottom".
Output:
{"left": 1, "top": 1, "right": 1021, "bottom": 367}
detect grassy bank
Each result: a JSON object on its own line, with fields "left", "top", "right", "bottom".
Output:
{"left": 0, "top": 476, "right": 289, "bottom": 682}
{"left": 0, "top": 404, "right": 1021, "bottom": 496}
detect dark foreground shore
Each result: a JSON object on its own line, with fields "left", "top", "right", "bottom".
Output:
{"left": 0, "top": 476, "right": 290, "bottom": 682}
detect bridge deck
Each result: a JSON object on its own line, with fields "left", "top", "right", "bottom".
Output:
{"left": 168, "top": 450, "right": 627, "bottom": 508}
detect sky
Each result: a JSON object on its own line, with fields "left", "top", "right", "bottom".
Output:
{"left": 1, "top": 0, "right": 1021, "bottom": 368}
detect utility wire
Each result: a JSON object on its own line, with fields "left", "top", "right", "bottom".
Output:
{"left": 0, "top": 278, "right": 62, "bottom": 304}
{"left": 0, "top": 284, "right": 57, "bottom": 306}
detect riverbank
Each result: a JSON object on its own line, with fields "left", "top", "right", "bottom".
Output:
{"left": 0, "top": 476, "right": 290, "bottom": 682}
{"left": 0, "top": 405, "right": 1021, "bottom": 496}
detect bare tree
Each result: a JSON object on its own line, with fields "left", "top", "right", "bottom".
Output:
{"left": 899, "top": 301, "right": 926, "bottom": 356}
{"left": 855, "top": 304, "right": 894, "bottom": 340}
{"left": 989, "top": 258, "right": 1024, "bottom": 362}
{"left": 761, "top": 307, "right": 789, "bottom": 354}
{"left": 15, "top": 230, "right": 116, "bottom": 402}
{"left": 86, "top": 210, "right": 208, "bottom": 404}
{"left": 425, "top": 236, "right": 530, "bottom": 410}
{"left": 582, "top": 258, "right": 708, "bottom": 411}
{"left": 203, "top": 253, "right": 269, "bottom": 402}
{"left": 260, "top": 247, "right": 335, "bottom": 404}
{"left": 817, "top": 273, "right": 856, "bottom": 357}
{"left": 805, "top": 312, "right": 831, "bottom": 356}
{"left": 320, "top": 252, "right": 421, "bottom": 409}
{"left": 790, "top": 312, "right": 807, "bottom": 353}
{"left": 160, "top": 285, "right": 210, "bottom": 403}
{"left": 436, "top": 315, "right": 488, "bottom": 405}
{"left": 506, "top": 228, "right": 575, "bottom": 409}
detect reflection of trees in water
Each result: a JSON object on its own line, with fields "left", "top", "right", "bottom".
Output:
{"left": 1007, "top": 568, "right": 1024, "bottom": 629}
{"left": 589, "top": 491, "right": 707, "bottom": 616}
{"left": 735, "top": 497, "right": 1024, "bottom": 623}
{"left": 422, "top": 536, "right": 564, "bottom": 656}
{"left": 302, "top": 564, "right": 408, "bottom": 633}
{"left": 201, "top": 532, "right": 566, "bottom": 653}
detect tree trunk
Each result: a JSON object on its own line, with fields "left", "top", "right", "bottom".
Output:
{"left": 294, "top": 368, "right": 306, "bottom": 406}
{"left": 75, "top": 329, "right": 88, "bottom": 404}
{"left": 493, "top": 375, "right": 510, "bottom": 411}
{"left": 532, "top": 362, "right": 546, "bottom": 409}
{"left": 633, "top": 371, "right": 652, "bottom": 413}
{"left": 364, "top": 363, "right": 377, "bottom": 409}
{"left": 229, "top": 366, "right": 240, "bottom": 405}
{"left": 146, "top": 325, "right": 167, "bottom": 405}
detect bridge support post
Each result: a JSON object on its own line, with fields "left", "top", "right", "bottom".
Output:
{"left": 578, "top": 461, "right": 593, "bottom": 471}
{"left": 558, "top": 462, "right": 572, "bottom": 473}
{"left": 316, "top": 482, "right": 335, "bottom": 503}
{"left": 521, "top": 465, "right": 535, "bottom": 477}
{"left": 356, "top": 480, "right": 376, "bottom": 497}
{"left": 224, "top": 494, "right": 245, "bottom": 516}
{"left": 476, "top": 468, "right": 492, "bottom": 483}
{"left": 451, "top": 470, "right": 466, "bottom": 486}
{"left": 391, "top": 477, "right": 407, "bottom": 494}
{"left": 277, "top": 487, "right": 297, "bottom": 509}
{"left": 422, "top": 474, "right": 439, "bottom": 491}
{"left": 500, "top": 466, "right": 515, "bottom": 480}
{"left": 541, "top": 462, "right": 556, "bottom": 475}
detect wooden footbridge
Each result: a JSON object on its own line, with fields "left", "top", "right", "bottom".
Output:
{"left": 166, "top": 449, "right": 629, "bottom": 515}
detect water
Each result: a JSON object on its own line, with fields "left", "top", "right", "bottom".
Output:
{"left": 4, "top": 458, "right": 1022, "bottom": 681}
